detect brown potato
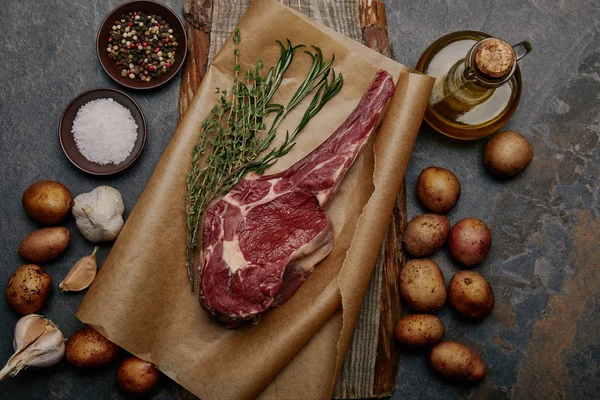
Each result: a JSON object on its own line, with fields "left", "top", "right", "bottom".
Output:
{"left": 22, "top": 180, "right": 72, "bottom": 225}
{"left": 449, "top": 218, "right": 492, "bottom": 266}
{"left": 394, "top": 314, "right": 445, "bottom": 348}
{"left": 65, "top": 326, "right": 119, "bottom": 368}
{"left": 400, "top": 259, "right": 446, "bottom": 313}
{"left": 5, "top": 264, "right": 52, "bottom": 315}
{"left": 18, "top": 227, "right": 70, "bottom": 263}
{"left": 449, "top": 271, "right": 494, "bottom": 319}
{"left": 403, "top": 214, "right": 450, "bottom": 257}
{"left": 117, "top": 356, "right": 160, "bottom": 396}
{"left": 484, "top": 130, "right": 533, "bottom": 178}
{"left": 416, "top": 167, "right": 461, "bottom": 214}
{"left": 429, "top": 341, "right": 486, "bottom": 383}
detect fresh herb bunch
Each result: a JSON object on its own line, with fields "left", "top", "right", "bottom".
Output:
{"left": 185, "top": 29, "right": 344, "bottom": 289}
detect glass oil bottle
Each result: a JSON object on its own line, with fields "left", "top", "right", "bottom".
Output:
{"left": 416, "top": 31, "right": 532, "bottom": 140}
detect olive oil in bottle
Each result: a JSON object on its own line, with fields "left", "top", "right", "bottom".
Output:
{"left": 416, "top": 31, "right": 531, "bottom": 140}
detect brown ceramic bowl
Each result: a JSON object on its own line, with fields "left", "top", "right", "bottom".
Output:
{"left": 59, "top": 88, "right": 147, "bottom": 175}
{"left": 97, "top": 0, "right": 187, "bottom": 90}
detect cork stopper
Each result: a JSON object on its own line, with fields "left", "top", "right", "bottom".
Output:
{"left": 474, "top": 39, "right": 515, "bottom": 79}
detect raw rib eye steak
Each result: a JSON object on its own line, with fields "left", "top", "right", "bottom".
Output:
{"left": 199, "top": 70, "right": 395, "bottom": 325}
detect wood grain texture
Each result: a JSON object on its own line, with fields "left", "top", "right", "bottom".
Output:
{"left": 334, "top": 1, "right": 402, "bottom": 398}
{"left": 177, "top": 1, "right": 404, "bottom": 398}
{"left": 373, "top": 184, "right": 405, "bottom": 396}
{"left": 176, "top": 5, "right": 213, "bottom": 396}
{"left": 178, "top": 0, "right": 214, "bottom": 121}
{"left": 360, "top": 0, "right": 393, "bottom": 58}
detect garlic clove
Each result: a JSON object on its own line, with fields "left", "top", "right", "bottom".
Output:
{"left": 60, "top": 247, "right": 98, "bottom": 292}
{"left": 0, "top": 315, "right": 65, "bottom": 380}
{"left": 24, "top": 324, "right": 66, "bottom": 368}
{"left": 12, "top": 314, "right": 48, "bottom": 354}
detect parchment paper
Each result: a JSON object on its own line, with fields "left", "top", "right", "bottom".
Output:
{"left": 77, "top": 1, "right": 434, "bottom": 399}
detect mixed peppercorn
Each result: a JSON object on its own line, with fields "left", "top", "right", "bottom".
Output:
{"left": 106, "top": 11, "right": 178, "bottom": 82}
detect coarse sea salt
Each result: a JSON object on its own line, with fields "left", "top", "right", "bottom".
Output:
{"left": 72, "top": 98, "right": 138, "bottom": 165}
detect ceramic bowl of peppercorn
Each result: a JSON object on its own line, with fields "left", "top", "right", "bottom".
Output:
{"left": 97, "top": 0, "right": 188, "bottom": 90}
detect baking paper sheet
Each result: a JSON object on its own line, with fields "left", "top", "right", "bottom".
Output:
{"left": 77, "top": 1, "right": 433, "bottom": 398}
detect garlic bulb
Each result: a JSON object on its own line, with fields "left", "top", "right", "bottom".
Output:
{"left": 72, "top": 186, "right": 124, "bottom": 242}
{"left": 0, "top": 314, "right": 65, "bottom": 380}
{"left": 60, "top": 247, "right": 98, "bottom": 292}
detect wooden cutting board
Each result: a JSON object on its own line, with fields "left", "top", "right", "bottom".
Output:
{"left": 177, "top": 1, "right": 405, "bottom": 398}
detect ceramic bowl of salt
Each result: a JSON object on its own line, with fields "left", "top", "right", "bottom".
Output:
{"left": 59, "top": 88, "right": 147, "bottom": 175}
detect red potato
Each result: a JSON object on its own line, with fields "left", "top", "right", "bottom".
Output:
{"left": 449, "top": 218, "right": 492, "bottom": 266}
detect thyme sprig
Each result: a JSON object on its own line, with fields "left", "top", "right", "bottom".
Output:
{"left": 185, "top": 30, "right": 343, "bottom": 290}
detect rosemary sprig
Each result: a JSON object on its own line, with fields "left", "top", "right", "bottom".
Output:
{"left": 185, "top": 30, "right": 344, "bottom": 290}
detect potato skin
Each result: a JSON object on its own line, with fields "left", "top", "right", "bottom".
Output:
{"left": 65, "top": 326, "right": 119, "bottom": 368}
{"left": 416, "top": 167, "right": 461, "bottom": 214}
{"left": 18, "top": 227, "right": 70, "bottom": 263}
{"left": 449, "top": 271, "right": 494, "bottom": 319}
{"left": 117, "top": 356, "right": 160, "bottom": 396}
{"left": 429, "top": 341, "right": 486, "bottom": 383}
{"left": 484, "top": 130, "right": 533, "bottom": 178}
{"left": 5, "top": 264, "right": 52, "bottom": 315}
{"left": 22, "top": 180, "right": 72, "bottom": 225}
{"left": 400, "top": 259, "right": 446, "bottom": 313}
{"left": 394, "top": 314, "right": 445, "bottom": 348}
{"left": 403, "top": 214, "right": 450, "bottom": 257}
{"left": 449, "top": 218, "right": 492, "bottom": 266}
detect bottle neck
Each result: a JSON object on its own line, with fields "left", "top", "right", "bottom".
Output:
{"left": 444, "top": 59, "right": 494, "bottom": 105}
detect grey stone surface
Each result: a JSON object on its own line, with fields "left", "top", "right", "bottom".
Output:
{"left": 0, "top": 1, "right": 183, "bottom": 398}
{"left": 0, "top": 0, "right": 598, "bottom": 399}
{"left": 388, "top": 0, "right": 600, "bottom": 399}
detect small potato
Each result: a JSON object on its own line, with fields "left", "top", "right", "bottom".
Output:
{"left": 394, "top": 314, "right": 445, "bottom": 348}
{"left": 416, "top": 167, "right": 461, "bottom": 214}
{"left": 5, "top": 264, "right": 52, "bottom": 315}
{"left": 18, "top": 227, "right": 70, "bottom": 263}
{"left": 429, "top": 341, "right": 486, "bottom": 383}
{"left": 65, "top": 326, "right": 119, "bottom": 368}
{"left": 400, "top": 259, "right": 446, "bottom": 313}
{"left": 449, "top": 271, "right": 494, "bottom": 319}
{"left": 484, "top": 130, "right": 533, "bottom": 178}
{"left": 449, "top": 218, "right": 492, "bottom": 266}
{"left": 117, "top": 356, "right": 160, "bottom": 396}
{"left": 403, "top": 214, "right": 450, "bottom": 257}
{"left": 22, "top": 180, "right": 72, "bottom": 225}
